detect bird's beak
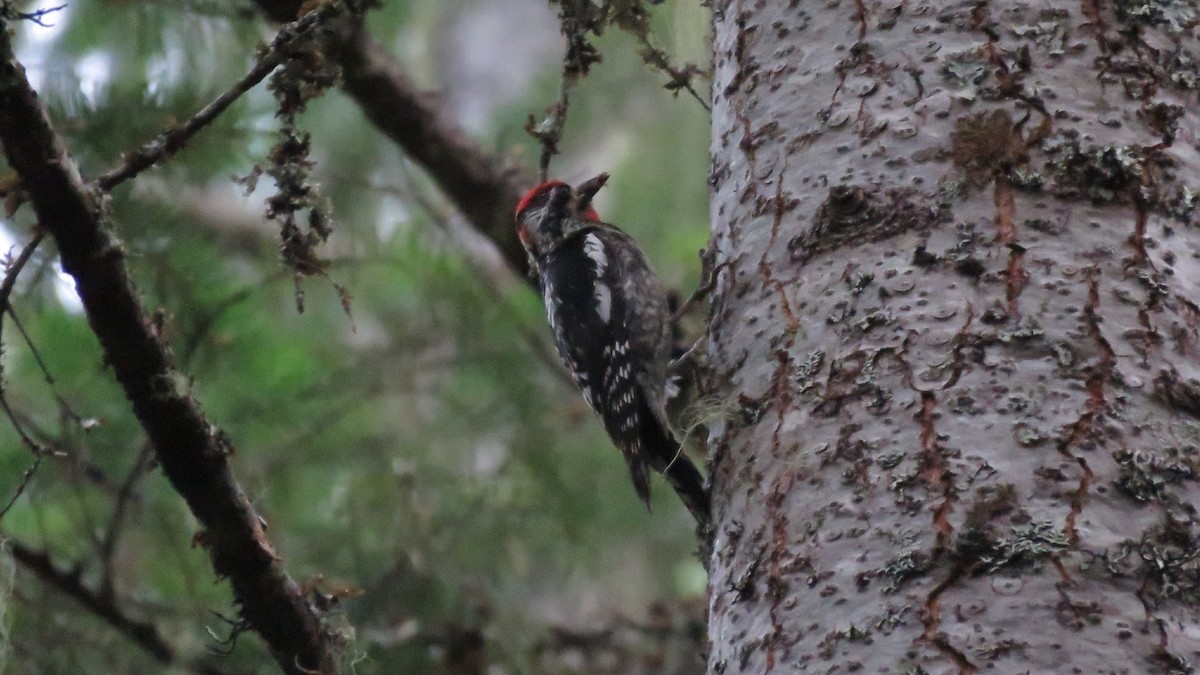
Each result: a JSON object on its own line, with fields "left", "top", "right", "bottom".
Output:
{"left": 575, "top": 173, "right": 609, "bottom": 207}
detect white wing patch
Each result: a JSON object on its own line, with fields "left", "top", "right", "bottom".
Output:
{"left": 583, "top": 233, "right": 607, "bottom": 274}
{"left": 542, "top": 279, "right": 558, "bottom": 334}
{"left": 594, "top": 282, "right": 612, "bottom": 323}
{"left": 584, "top": 233, "right": 613, "bottom": 323}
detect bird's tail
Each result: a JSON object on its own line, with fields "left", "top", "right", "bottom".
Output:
{"left": 638, "top": 404, "right": 711, "bottom": 527}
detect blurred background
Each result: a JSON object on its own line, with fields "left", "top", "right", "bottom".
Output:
{"left": 0, "top": 0, "right": 711, "bottom": 672}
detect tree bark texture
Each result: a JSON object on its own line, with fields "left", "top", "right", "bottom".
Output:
{"left": 707, "top": 1, "right": 1200, "bottom": 672}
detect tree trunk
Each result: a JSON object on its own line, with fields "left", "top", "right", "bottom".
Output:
{"left": 705, "top": 1, "right": 1200, "bottom": 672}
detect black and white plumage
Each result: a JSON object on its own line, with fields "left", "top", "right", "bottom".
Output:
{"left": 515, "top": 175, "right": 710, "bottom": 525}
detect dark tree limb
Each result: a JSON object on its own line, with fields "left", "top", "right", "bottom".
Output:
{"left": 9, "top": 540, "right": 244, "bottom": 675}
{"left": 325, "top": 20, "right": 532, "bottom": 278}
{"left": 0, "top": 25, "right": 339, "bottom": 675}
{"left": 252, "top": 0, "right": 534, "bottom": 280}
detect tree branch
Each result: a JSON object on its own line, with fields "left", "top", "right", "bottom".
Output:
{"left": 249, "top": 1, "right": 534, "bottom": 281}
{"left": 98, "top": 444, "right": 154, "bottom": 600}
{"left": 0, "top": 230, "right": 54, "bottom": 478}
{"left": 326, "top": 20, "right": 532, "bottom": 278}
{"left": 96, "top": 1, "right": 349, "bottom": 192}
{"left": 0, "top": 2, "right": 66, "bottom": 27}
{"left": 0, "top": 24, "right": 340, "bottom": 675}
{"left": 8, "top": 540, "right": 243, "bottom": 675}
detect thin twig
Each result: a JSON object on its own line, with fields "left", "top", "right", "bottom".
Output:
{"left": 0, "top": 2, "right": 66, "bottom": 26}
{"left": 0, "top": 453, "right": 43, "bottom": 524}
{"left": 672, "top": 248, "right": 726, "bottom": 323}
{"left": 8, "top": 542, "right": 172, "bottom": 660}
{"left": 95, "top": 1, "right": 350, "bottom": 191}
{"left": 179, "top": 287, "right": 255, "bottom": 367}
{"left": 526, "top": 5, "right": 602, "bottom": 179}
{"left": 8, "top": 540, "right": 243, "bottom": 675}
{"left": 0, "top": 229, "right": 85, "bottom": 428}
{"left": 0, "top": 231, "right": 49, "bottom": 458}
{"left": 0, "top": 391, "right": 42, "bottom": 456}
{"left": 387, "top": 171, "right": 577, "bottom": 388}
{"left": 0, "top": 229, "right": 43, "bottom": 312}
{"left": 634, "top": 33, "right": 711, "bottom": 112}
{"left": 0, "top": 408, "right": 125, "bottom": 495}
{"left": 98, "top": 443, "right": 154, "bottom": 600}
{"left": 7, "top": 307, "right": 83, "bottom": 423}
{"left": 527, "top": 80, "right": 572, "bottom": 182}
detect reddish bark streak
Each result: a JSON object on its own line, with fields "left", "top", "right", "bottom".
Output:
{"left": 993, "top": 175, "right": 1016, "bottom": 246}
{"left": 1127, "top": 194, "right": 1162, "bottom": 368}
{"left": 769, "top": 347, "right": 795, "bottom": 459}
{"left": 1080, "top": 0, "right": 1112, "bottom": 54}
{"left": 917, "top": 391, "right": 954, "bottom": 545}
{"left": 1129, "top": 198, "right": 1149, "bottom": 266}
{"left": 1056, "top": 271, "right": 1109, "bottom": 545}
{"left": 993, "top": 174, "right": 1022, "bottom": 321}
{"left": 1005, "top": 247, "right": 1027, "bottom": 319}
{"left": 935, "top": 305, "right": 975, "bottom": 391}
{"left": 774, "top": 282, "right": 799, "bottom": 333}
{"left": 971, "top": 4, "right": 1037, "bottom": 323}
{"left": 921, "top": 565, "right": 978, "bottom": 674}
{"left": 758, "top": 173, "right": 785, "bottom": 291}
{"left": 757, "top": 166, "right": 800, "bottom": 668}
{"left": 764, "top": 471, "right": 797, "bottom": 672}
{"left": 1051, "top": 556, "right": 1076, "bottom": 586}
{"left": 851, "top": 0, "right": 868, "bottom": 40}
{"left": 915, "top": 382, "right": 976, "bottom": 672}
{"left": 1135, "top": 307, "right": 1159, "bottom": 364}
{"left": 759, "top": 164, "right": 801, "bottom": 333}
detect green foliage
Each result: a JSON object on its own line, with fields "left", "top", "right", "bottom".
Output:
{"left": 0, "top": 540, "right": 12, "bottom": 674}
{"left": 0, "top": 0, "right": 710, "bottom": 672}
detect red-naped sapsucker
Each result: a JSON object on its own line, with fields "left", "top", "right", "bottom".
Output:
{"left": 514, "top": 174, "right": 710, "bottom": 526}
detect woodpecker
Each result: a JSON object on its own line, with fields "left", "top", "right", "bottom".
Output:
{"left": 515, "top": 174, "right": 710, "bottom": 526}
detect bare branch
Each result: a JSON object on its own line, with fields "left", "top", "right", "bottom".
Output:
{"left": 248, "top": 1, "right": 540, "bottom": 281}
{"left": 96, "top": 1, "right": 353, "bottom": 192}
{"left": 617, "top": 6, "right": 711, "bottom": 113}
{"left": 98, "top": 444, "right": 154, "bottom": 600}
{"left": 0, "top": 22, "right": 341, "bottom": 675}
{"left": 634, "top": 38, "right": 711, "bottom": 113}
{"left": 0, "top": 232, "right": 54, "bottom": 497}
{"left": 251, "top": 1, "right": 707, "bottom": 289}
{"left": 391, "top": 176, "right": 575, "bottom": 388}
{"left": 0, "top": 2, "right": 66, "bottom": 27}
{"left": 524, "top": 4, "right": 602, "bottom": 179}
{"left": 0, "top": 230, "right": 58, "bottom": 459}
{"left": 316, "top": 16, "right": 534, "bottom": 280}
{"left": 11, "top": 540, "right": 173, "bottom": 662}
{"left": 0, "top": 229, "right": 42, "bottom": 312}
{"left": 0, "top": 454, "right": 42, "bottom": 524}
{"left": 7, "top": 306, "right": 84, "bottom": 423}
{"left": 8, "top": 540, "right": 244, "bottom": 675}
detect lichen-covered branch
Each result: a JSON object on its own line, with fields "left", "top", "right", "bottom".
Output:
{"left": 97, "top": 1, "right": 352, "bottom": 192}
{"left": 251, "top": 0, "right": 533, "bottom": 280}
{"left": 0, "top": 24, "right": 341, "bottom": 675}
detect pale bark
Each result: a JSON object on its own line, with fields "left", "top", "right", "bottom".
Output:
{"left": 706, "top": 1, "right": 1200, "bottom": 672}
